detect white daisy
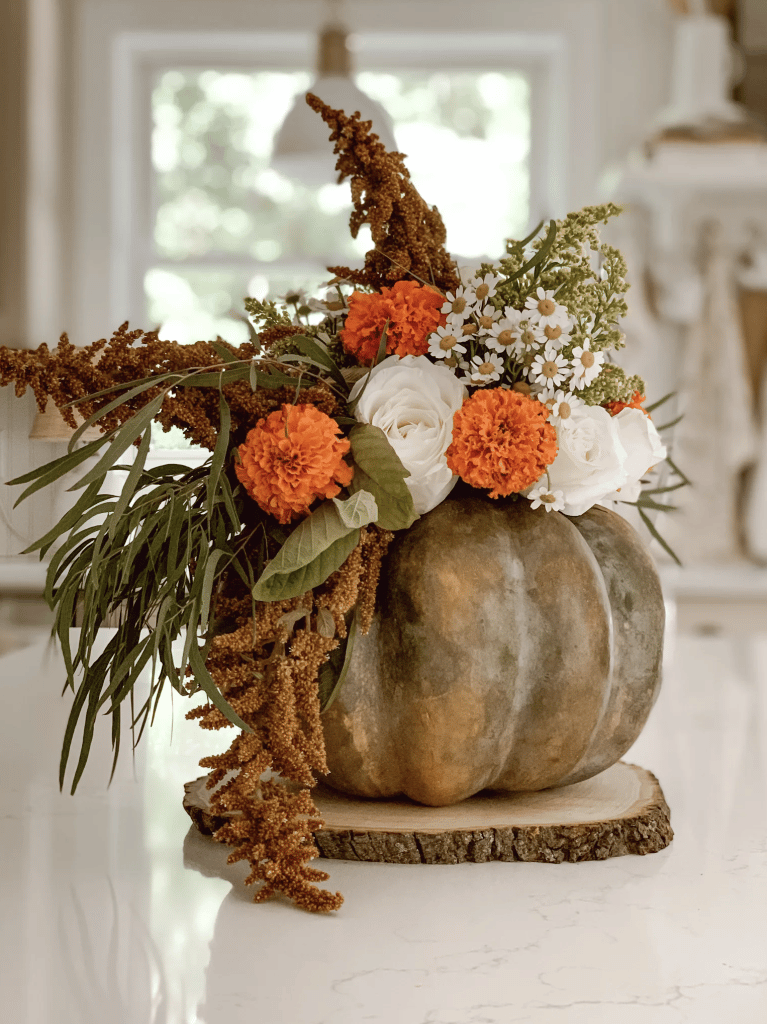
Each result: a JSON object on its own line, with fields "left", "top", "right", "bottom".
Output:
{"left": 538, "top": 316, "right": 573, "bottom": 349}
{"left": 471, "top": 272, "right": 501, "bottom": 304}
{"left": 524, "top": 287, "right": 570, "bottom": 330}
{"left": 307, "top": 290, "right": 347, "bottom": 317}
{"left": 530, "top": 346, "right": 570, "bottom": 389}
{"left": 468, "top": 351, "right": 504, "bottom": 386}
{"left": 570, "top": 338, "right": 605, "bottom": 389}
{"left": 441, "top": 285, "right": 477, "bottom": 319}
{"left": 428, "top": 325, "right": 467, "bottom": 360}
{"left": 485, "top": 317, "right": 519, "bottom": 354}
{"left": 539, "top": 389, "right": 583, "bottom": 428}
{"left": 527, "top": 486, "right": 565, "bottom": 513}
{"left": 510, "top": 321, "right": 545, "bottom": 360}
{"left": 475, "top": 306, "right": 501, "bottom": 334}
{"left": 277, "top": 288, "right": 308, "bottom": 306}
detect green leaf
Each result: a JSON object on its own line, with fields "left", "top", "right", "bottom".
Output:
{"left": 291, "top": 334, "right": 348, "bottom": 389}
{"left": 318, "top": 607, "right": 358, "bottom": 712}
{"left": 67, "top": 375, "right": 175, "bottom": 451}
{"left": 645, "top": 391, "right": 676, "bottom": 414}
{"left": 9, "top": 436, "right": 107, "bottom": 505}
{"left": 347, "top": 323, "right": 389, "bottom": 414}
{"left": 252, "top": 501, "right": 360, "bottom": 601}
{"left": 333, "top": 489, "right": 378, "bottom": 529}
{"left": 517, "top": 219, "right": 545, "bottom": 249}
{"left": 665, "top": 455, "right": 691, "bottom": 487}
{"left": 71, "top": 393, "right": 165, "bottom": 490}
{"left": 206, "top": 393, "right": 230, "bottom": 518}
{"left": 209, "top": 339, "right": 239, "bottom": 363}
{"left": 348, "top": 423, "right": 418, "bottom": 531}
{"left": 200, "top": 548, "right": 226, "bottom": 633}
{"left": 503, "top": 220, "right": 557, "bottom": 284}
{"left": 108, "top": 425, "right": 152, "bottom": 539}
{"left": 187, "top": 642, "right": 252, "bottom": 732}
{"left": 638, "top": 507, "right": 682, "bottom": 566}
{"left": 656, "top": 414, "right": 683, "bottom": 432}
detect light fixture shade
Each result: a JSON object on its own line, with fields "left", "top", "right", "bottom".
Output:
{"left": 271, "top": 78, "right": 398, "bottom": 186}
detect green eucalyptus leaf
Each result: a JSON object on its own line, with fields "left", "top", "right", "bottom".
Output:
{"left": 252, "top": 501, "right": 360, "bottom": 601}
{"left": 209, "top": 340, "right": 239, "bottom": 363}
{"left": 291, "top": 335, "right": 348, "bottom": 389}
{"left": 72, "top": 393, "right": 165, "bottom": 490}
{"left": 10, "top": 436, "right": 107, "bottom": 505}
{"left": 348, "top": 423, "right": 418, "bottom": 531}
{"left": 187, "top": 642, "right": 252, "bottom": 732}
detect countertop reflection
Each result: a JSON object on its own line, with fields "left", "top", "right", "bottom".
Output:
{"left": 2, "top": 623, "right": 767, "bottom": 1024}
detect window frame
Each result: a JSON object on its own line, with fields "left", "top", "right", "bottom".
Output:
{"left": 72, "top": 1, "right": 604, "bottom": 347}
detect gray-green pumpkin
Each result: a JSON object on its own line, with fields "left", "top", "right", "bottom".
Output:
{"left": 320, "top": 493, "right": 665, "bottom": 806}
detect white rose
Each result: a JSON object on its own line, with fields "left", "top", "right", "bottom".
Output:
{"left": 536, "top": 404, "right": 629, "bottom": 517}
{"left": 349, "top": 354, "right": 467, "bottom": 515}
{"left": 601, "top": 407, "right": 667, "bottom": 504}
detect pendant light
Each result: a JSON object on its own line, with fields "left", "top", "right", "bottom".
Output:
{"left": 271, "top": 2, "right": 397, "bottom": 185}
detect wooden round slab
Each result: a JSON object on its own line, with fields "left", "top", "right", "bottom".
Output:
{"left": 183, "top": 760, "right": 672, "bottom": 865}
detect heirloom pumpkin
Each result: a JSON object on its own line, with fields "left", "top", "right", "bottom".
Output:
{"left": 321, "top": 491, "right": 665, "bottom": 807}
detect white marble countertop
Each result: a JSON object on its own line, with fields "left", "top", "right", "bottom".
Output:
{"left": 2, "top": 623, "right": 766, "bottom": 1024}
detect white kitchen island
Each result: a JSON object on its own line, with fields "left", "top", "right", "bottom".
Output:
{"left": 1, "top": 620, "right": 766, "bottom": 1024}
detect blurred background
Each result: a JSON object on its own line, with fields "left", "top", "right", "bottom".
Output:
{"left": 1, "top": 0, "right": 767, "bottom": 644}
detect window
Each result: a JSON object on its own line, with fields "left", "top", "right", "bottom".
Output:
{"left": 144, "top": 65, "right": 532, "bottom": 349}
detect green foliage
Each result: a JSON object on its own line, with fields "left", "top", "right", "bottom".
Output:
{"left": 252, "top": 501, "right": 361, "bottom": 602}
{"left": 13, "top": 417, "right": 268, "bottom": 792}
{"left": 577, "top": 365, "right": 646, "bottom": 407}
{"left": 347, "top": 424, "right": 418, "bottom": 531}
{"left": 494, "top": 204, "right": 629, "bottom": 360}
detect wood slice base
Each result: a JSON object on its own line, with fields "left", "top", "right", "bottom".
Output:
{"left": 183, "top": 760, "right": 673, "bottom": 865}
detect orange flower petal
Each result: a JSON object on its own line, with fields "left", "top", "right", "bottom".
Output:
{"left": 236, "top": 404, "right": 353, "bottom": 523}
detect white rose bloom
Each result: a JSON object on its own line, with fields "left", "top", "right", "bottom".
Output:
{"left": 348, "top": 355, "right": 467, "bottom": 515}
{"left": 601, "top": 407, "right": 667, "bottom": 504}
{"left": 534, "top": 404, "right": 629, "bottom": 517}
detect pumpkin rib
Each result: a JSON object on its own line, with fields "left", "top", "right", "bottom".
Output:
{"left": 556, "top": 507, "right": 665, "bottom": 787}
{"left": 320, "top": 496, "right": 664, "bottom": 806}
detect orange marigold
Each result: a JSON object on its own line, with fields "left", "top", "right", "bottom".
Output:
{"left": 604, "top": 390, "right": 648, "bottom": 417}
{"left": 446, "top": 388, "right": 558, "bottom": 498}
{"left": 235, "top": 403, "right": 353, "bottom": 524}
{"left": 340, "top": 280, "right": 445, "bottom": 365}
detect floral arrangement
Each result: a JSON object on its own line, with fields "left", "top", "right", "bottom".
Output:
{"left": 0, "top": 95, "right": 684, "bottom": 913}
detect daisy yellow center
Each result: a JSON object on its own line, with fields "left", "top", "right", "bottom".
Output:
{"left": 325, "top": 300, "right": 344, "bottom": 311}
{"left": 544, "top": 324, "right": 562, "bottom": 340}
{"left": 558, "top": 401, "right": 572, "bottom": 419}
{"left": 479, "top": 361, "right": 496, "bottom": 375}
{"left": 444, "top": 355, "right": 459, "bottom": 368}
{"left": 521, "top": 330, "right": 537, "bottom": 347}
{"left": 452, "top": 297, "right": 467, "bottom": 314}
{"left": 538, "top": 298, "right": 556, "bottom": 316}
{"left": 542, "top": 492, "right": 556, "bottom": 504}
{"left": 522, "top": 351, "right": 536, "bottom": 368}
{"left": 497, "top": 329, "right": 514, "bottom": 347}
{"left": 462, "top": 324, "right": 478, "bottom": 336}
{"left": 439, "top": 334, "right": 458, "bottom": 351}
{"left": 479, "top": 315, "right": 494, "bottom": 329}
{"left": 542, "top": 360, "right": 559, "bottom": 378}
{"left": 475, "top": 283, "right": 489, "bottom": 300}
{"left": 512, "top": 381, "right": 531, "bottom": 395}
{"left": 580, "top": 350, "right": 595, "bottom": 368}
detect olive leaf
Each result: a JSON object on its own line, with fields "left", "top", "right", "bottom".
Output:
{"left": 348, "top": 424, "right": 418, "bottom": 531}
{"left": 252, "top": 501, "right": 360, "bottom": 602}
